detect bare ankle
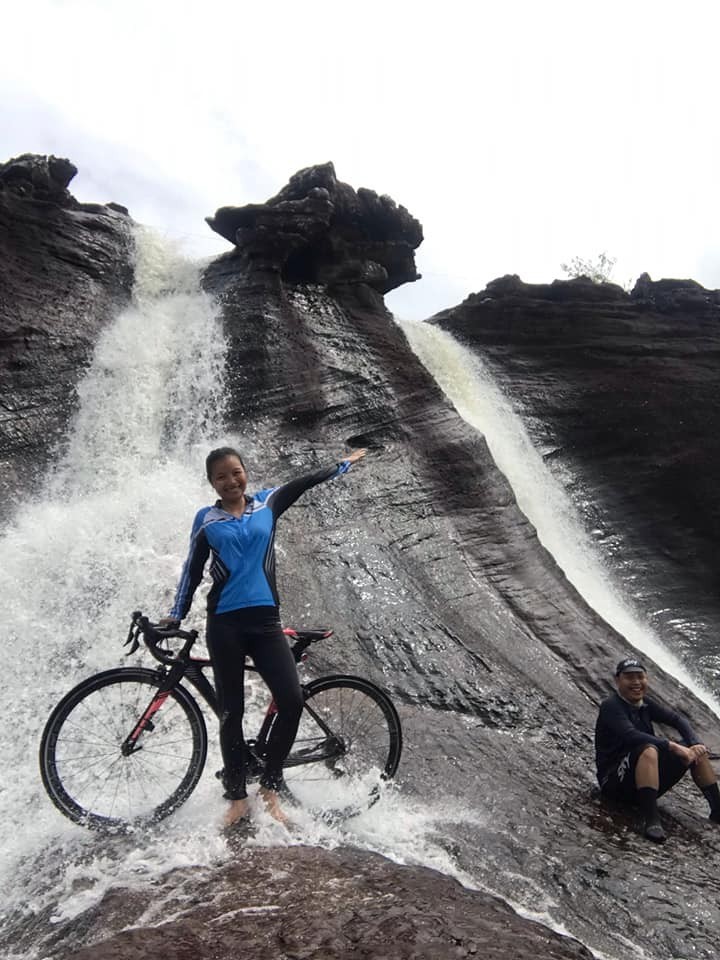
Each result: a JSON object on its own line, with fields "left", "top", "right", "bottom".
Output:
{"left": 259, "top": 787, "right": 289, "bottom": 825}
{"left": 223, "top": 797, "right": 250, "bottom": 826}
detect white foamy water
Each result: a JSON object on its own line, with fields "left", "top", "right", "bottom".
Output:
{"left": 399, "top": 318, "right": 720, "bottom": 718}
{"left": 0, "top": 228, "right": 232, "bottom": 931}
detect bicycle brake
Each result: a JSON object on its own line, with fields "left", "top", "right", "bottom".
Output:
{"left": 124, "top": 626, "right": 141, "bottom": 655}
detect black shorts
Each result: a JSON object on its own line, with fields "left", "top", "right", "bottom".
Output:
{"left": 601, "top": 745, "right": 689, "bottom": 802}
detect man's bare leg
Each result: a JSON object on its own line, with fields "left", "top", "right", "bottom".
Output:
{"left": 634, "top": 745, "right": 660, "bottom": 789}
{"left": 690, "top": 757, "right": 720, "bottom": 821}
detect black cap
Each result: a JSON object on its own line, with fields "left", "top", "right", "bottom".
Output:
{"left": 615, "top": 657, "right": 646, "bottom": 676}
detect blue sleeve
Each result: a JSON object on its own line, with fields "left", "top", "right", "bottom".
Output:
{"left": 169, "top": 510, "right": 210, "bottom": 620}
{"left": 647, "top": 699, "right": 701, "bottom": 746}
{"left": 266, "top": 461, "right": 351, "bottom": 518}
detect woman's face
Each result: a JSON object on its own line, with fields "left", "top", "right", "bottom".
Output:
{"left": 210, "top": 455, "right": 247, "bottom": 505}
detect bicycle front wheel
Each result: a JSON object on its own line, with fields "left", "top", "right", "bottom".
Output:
{"left": 39, "top": 667, "right": 208, "bottom": 829}
{"left": 282, "top": 675, "right": 402, "bottom": 802}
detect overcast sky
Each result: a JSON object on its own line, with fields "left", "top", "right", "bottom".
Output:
{"left": 2, "top": 0, "right": 719, "bottom": 319}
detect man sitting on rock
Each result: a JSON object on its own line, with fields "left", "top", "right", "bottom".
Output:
{"left": 595, "top": 657, "right": 720, "bottom": 842}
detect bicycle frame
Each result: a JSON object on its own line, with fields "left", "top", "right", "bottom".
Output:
{"left": 121, "top": 615, "right": 336, "bottom": 769}
{"left": 40, "top": 613, "right": 402, "bottom": 828}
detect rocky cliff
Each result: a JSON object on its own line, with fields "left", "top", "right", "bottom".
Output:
{"left": 197, "top": 165, "right": 720, "bottom": 960}
{"left": 4, "top": 159, "right": 720, "bottom": 960}
{"left": 0, "top": 154, "right": 134, "bottom": 522}
{"left": 431, "top": 273, "right": 720, "bottom": 687}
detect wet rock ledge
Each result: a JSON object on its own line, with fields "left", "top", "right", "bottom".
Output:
{"left": 61, "top": 847, "right": 592, "bottom": 960}
{"left": 0, "top": 154, "right": 134, "bottom": 522}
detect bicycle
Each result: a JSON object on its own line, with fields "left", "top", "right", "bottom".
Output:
{"left": 39, "top": 611, "right": 403, "bottom": 830}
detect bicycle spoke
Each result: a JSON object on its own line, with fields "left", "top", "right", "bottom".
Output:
{"left": 280, "top": 677, "right": 401, "bottom": 807}
{"left": 40, "top": 669, "right": 207, "bottom": 827}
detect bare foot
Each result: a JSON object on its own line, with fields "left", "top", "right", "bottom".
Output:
{"left": 223, "top": 797, "right": 250, "bottom": 827}
{"left": 258, "top": 786, "right": 290, "bottom": 826}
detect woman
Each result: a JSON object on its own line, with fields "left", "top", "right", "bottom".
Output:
{"left": 162, "top": 445, "right": 366, "bottom": 827}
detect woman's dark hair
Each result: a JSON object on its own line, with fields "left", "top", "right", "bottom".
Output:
{"left": 205, "top": 447, "right": 245, "bottom": 482}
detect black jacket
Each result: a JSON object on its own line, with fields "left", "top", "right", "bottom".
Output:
{"left": 594, "top": 692, "right": 699, "bottom": 786}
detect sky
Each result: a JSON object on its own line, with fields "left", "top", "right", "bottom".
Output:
{"left": 2, "top": 0, "right": 720, "bottom": 319}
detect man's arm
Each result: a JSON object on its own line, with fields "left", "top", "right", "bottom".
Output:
{"left": 646, "top": 699, "right": 700, "bottom": 744}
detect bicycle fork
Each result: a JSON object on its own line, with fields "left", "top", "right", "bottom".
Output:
{"left": 121, "top": 669, "right": 181, "bottom": 756}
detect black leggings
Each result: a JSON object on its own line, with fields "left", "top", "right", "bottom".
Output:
{"left": 206, "top": 606, "right": 303, "bottom": 800}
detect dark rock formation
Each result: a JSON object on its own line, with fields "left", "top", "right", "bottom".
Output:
{"left": 199, "top": 171, "right": 720, "bottom": 960}
{"left": 6, "top": 161, "right": 720, "bottom": 960}
{"left": 432, "top": 274, "right": 720, "bottom": 685}
{"left": 206, "top": 162, "right": 422, "bottom": 296}
{"left": 27, "top": 847, "right": 594, "bottom": 960}
{"left": 0, "top": 154, "right": 134, "bottom": 523}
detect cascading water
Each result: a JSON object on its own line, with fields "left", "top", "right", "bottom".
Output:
{"left": 0, "top": 234, "right": 485, "bottom": 960}
{"left": 0, "top": 228, "right": 232, "bottom": 942}
{"left": 398, "top": 317, "right": 720, "bottom": 718}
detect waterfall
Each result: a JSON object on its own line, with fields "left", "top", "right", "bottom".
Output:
{"left": 0, "top": 228, "right": 231, "bottom": 929}
{"left": 0, "top": 238, "right": 483, "bottom": 952}
{"left": 398, "top": 317, "right": 720, "bottom": 717}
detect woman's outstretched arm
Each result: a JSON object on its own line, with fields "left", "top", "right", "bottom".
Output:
{"left": 267, "top": 448, "right": 367, "bottom": 518}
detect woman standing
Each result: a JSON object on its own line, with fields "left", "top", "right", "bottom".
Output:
{"left": 162, "top": 446, "right": 366, "bottom": 826}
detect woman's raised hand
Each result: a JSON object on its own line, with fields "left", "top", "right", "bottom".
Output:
{"left": 345, "top": 448, "right": 368, "bottom": 464}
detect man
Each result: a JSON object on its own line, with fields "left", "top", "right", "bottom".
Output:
{"left": 595, "top": 657, "right": 720, "bottom": 842}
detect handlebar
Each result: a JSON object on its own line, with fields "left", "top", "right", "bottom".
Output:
{"left": 124, "top": 612, "right": 332, "bottom": 667}
{"left": 124, "top": 610, "right": 199, "bottom": 666}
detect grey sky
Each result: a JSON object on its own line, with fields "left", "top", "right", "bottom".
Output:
{"left": 2, "top": 0, "right": 719, "bottom": 318}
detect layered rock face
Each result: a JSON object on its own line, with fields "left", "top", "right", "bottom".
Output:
{"left": 0, "top": 154, "right": 134, "bottom": 522}
{"left": 431, "top": 273, "right": 720, "bottom": 684}
{"left": 198, "top": 170, "right": 720, "bottom": 960}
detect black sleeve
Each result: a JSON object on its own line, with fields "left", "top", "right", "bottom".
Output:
{"left": 647, "top": 699, "right": 701, "bottom": 746}
{"left": 169, "top": 524, "right": 210, "bottom": 620}
{"left": 266, "top": 462, "right": 348, "bottom": 518}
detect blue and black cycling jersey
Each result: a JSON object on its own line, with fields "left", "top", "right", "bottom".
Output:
{"left": 169, "top": 461, "right": 351, "bottom": 620}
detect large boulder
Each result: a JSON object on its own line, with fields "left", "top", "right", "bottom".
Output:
{"left": 28, "top": 847, "right": 595, "bottom": 960}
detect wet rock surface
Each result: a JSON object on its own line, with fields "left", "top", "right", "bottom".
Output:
{"left": 200, "top": 202, "right": 720, "bottom": 959}
{"left": 0, "top": 153, "right": 134, "bottom": 523}
{"left": 37, "top": 846, "right": 591, "bottom": 960}
{"left": 431, "top": 274, "right": 720, "bottom": 687}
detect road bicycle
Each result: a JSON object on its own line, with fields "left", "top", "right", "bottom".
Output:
{"left": 39, "top": 611, "right": 402, "bottom": 830}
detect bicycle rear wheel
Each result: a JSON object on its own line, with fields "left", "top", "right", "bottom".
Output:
{"left": 39, "top": 667, "right": 208, "bottom": 829}
{"left": 280, "top": 675, "right": 402, "bottom": 805}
